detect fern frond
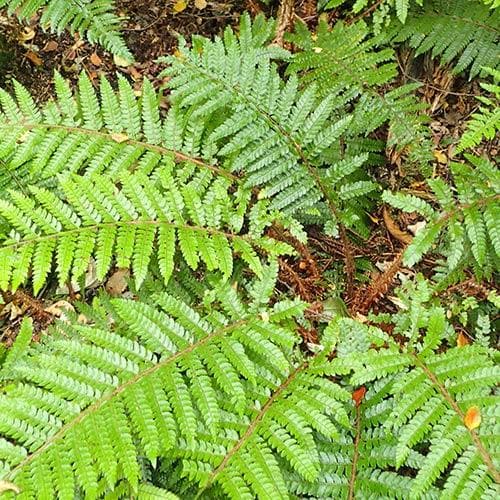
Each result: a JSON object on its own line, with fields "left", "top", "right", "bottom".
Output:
{"left": 458, "top": 67, "right": 500, "bottom": 151}
{"left": 0, "top": 276, "right": 353, "bottom": 499}
{"left": 160, "top": 14, "right": 372, "bottom": 223}
{"left": 0, "top": 0, "right": 130, "bottom": 61}
{"left": 328, "top": 283, "right": 500, "bottom": 498}
{"left": 0, "top": 165, "right": 292, "bottom": 293}
{"left": 393, "top": 0, "right": 500, "bottom": 78}
{"left": 383, "top": 154, "right": 500, "bottom": 280}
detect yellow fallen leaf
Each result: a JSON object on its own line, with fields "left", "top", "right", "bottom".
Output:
{"left": 194, "top": 0, "right": 207, "bottom": 8}
{"left": 433, "top": 150, "right": 447, "bottom": 164}
{"left": 313, "top": 47, "right": 323, "bottom": 53}
{"left": 113, "top": 54, "right": 132, "bottom": 67}
{"left": 464, "top": 406, "right": 481, "bottom": 430}
{"left": 111, "top": 133, "right": 129, "bottom": 143}
{"left": 173, "top": 0, "right": 187, "bottom": 13}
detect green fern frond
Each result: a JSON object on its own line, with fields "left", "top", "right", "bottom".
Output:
{"left": 383, "top": 154, "right": 500, "bottom": 280}
{"left": 393, "top": 0, "right": 500, "bottom": 78}
{"left": 327, "top": 283, "right": 500, "bottom": 498}
{"left": 285, "top": 20, "right": 432, "bottom": 173}
{"left": 0, "top": 164, "right": 293, "bottom": 293}
{"left": 160, "top": 14, "right": 373, "bottom": 222}
{"left": 458, "top": 67, "right": 500, "bottom": 151}
{"left": 0, "top": 276, "right": 353, "bottom": 499}
{"left": 0, "top": 0, "right": 131, "bottom": 61}
{"left": 285, "top": 20, "right": 397, "bottom": 96}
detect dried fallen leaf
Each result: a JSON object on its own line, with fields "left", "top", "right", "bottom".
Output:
{"left": 90, "top": 52, "right": 102, "bottom": 66}
{"left": 194, "top": 0, "right": 207, "bottom": 8}
{"left": 43, "top": 40, "right": 59, "bottom": 52}
{"left": 18, "top": 27, "right": 35, "bottom": 41}
{"left": 352, "top": 386, "right": 367, "bottom": 407}
{"left": 105, "top": 268, "right": 130, "bottom": 297}
{"left": 113, "top": 54, "right": 131, "bottom": 67}
{"left": 45, "top": 300, "right": 75, "bottom": 323}
{"left": 26, "top": 50, "right": 43, "bottom": 66}
{"left": 313, "top": 47, "right": 323, "bottom": 53}
{"left": 464, "top": 406, "right": 481, "bottom": 430}
{"left": 433, "top": 150, "right": 448, "bottom": 164}
{"left": 457, "top": 332, "right": 470, "bottom": 347}
{"left": 173, "top": 0, "right": 187, "bottom": 13}
{"left": 383, "top": 206, "right": 412, "bottom": 245}
{"left": 111, "top": 132, "right": 129, "bottom": 143}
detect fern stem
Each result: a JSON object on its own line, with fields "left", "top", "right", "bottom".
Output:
{"left": 5, "top": 317, "right": 251, "bottom": 481}
{"left": 196, "top": 360, "right": 310, "bottom": 497}
{"left": 6, "top": 121, "right": 237, "bottom": 181}
{"left": 412, "top": 354, "right": 500, "bottom": 484}
{"left": 0, "top": 218, "right": 258, "bottom": 251}
{"left": 347, "top": 402, "right": 362, "bottom": 500}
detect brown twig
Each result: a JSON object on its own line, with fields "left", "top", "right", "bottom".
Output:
{"left": 274, "top": 0, "right": 295, "bottom": 47}
{"left": 348, "top": 403, "right": 362, "bottom": 500}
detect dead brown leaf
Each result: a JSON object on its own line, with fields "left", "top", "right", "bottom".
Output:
{"left": 105, "top": 268, "right": 130, "bottom": 297}
{"left": 383, "top": 207, "right": 413, "bottom": 245}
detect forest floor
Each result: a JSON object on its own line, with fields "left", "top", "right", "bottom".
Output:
{"left": 0, "top": 0, "right": 497, "bottom": 345}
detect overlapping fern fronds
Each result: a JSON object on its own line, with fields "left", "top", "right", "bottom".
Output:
{"left": 393, "top": 0, "right": 500, "bottom": 78}
{"left": 383, "top": 154, "right": 500, "bottom": 280}
{"left": 327, "top": 278, "right": 500, "bottom": 498}
{"left": 0, "top": 275, "right": 352, "bottom": 499}
{"left": 0, "top": 0, "right": 131, "bottom": 61}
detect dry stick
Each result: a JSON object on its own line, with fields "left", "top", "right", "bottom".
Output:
{"left": 348, "top": 403, "right": 362, "bottom": 500}
{"left": 274, "top": 0, "right": 295, "bottom": 47}
{"left": 413, "top": 355, "right": 500, "bottom": 484}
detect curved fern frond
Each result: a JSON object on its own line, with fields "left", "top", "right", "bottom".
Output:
{"left": 383, "top": 154, "right": 500, "bottom": 280}
{"left": 0, "top": 277, "right": 352, "bottom": 499}
{"left": 0, "top": 73, "right": 233, "bottom": 193}
{"left": 0, "top": 165, "right": 292, "bottom": 293}
{"left": 393, "top": 0, "right": 500, "bottom": 78}
{"left": 0, "top": 0, "right": 131, "bottom": 61}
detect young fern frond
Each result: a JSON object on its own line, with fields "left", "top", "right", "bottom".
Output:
{"left": 0, "top": 276, "right": 351, "bottom": 499}
{"left": 458, "top": 67, "right": 500, "bottom": 152}
{"left": 383, "top": 154, "right": 500, "bottom": 280}
{"left": 0, "top": 164, "right": 292, "bottom": 293}
{"left": 0, "top": 0, "right": 131, "bottom": 61}
{"left": 393, "top": 0, "right": 500, "bottom": 78}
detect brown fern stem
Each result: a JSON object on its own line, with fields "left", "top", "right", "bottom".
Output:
{"left": 197, "top": 361, "right": 309, "bottom": 497}
{"left": 348, "top": 403, "right": 362, "bottom": 500}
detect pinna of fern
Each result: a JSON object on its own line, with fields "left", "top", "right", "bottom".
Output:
{"left": 383, "top": 153, "right": 500, "bottom": 281}
{"left": 0, "top": 0, "right": 131, "bottom": 61}
{"left": 0, "top": 270, "right": 353, "bottom": 499}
